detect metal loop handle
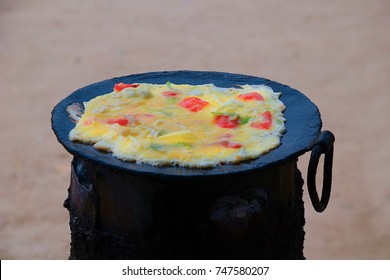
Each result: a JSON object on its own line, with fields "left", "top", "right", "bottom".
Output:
{"left": 307, "top": 130, "right": 335, "bottom": 212}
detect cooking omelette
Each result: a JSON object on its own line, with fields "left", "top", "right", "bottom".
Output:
{"left": 68, "top": 82, "right": 286, "bottom": 167}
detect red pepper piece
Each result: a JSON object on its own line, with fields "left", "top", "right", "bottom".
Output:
{"left": 238, "top": 92, "right": 264, "bottom": 102}
{"left": 83, "top": 120, "right": 92, "bottom": 126}
{"left": 218, "top": 140, "right": 242, "bottom": 149}
{"left": 250, "top": 111, "right": 272, "bottom": 129}
{"left": 162, "top": 91, "right": 180, "bottom": 97}
{"left": 113, "top": 82, "right": 139, "bottom": 92}
{"left": 178, "top": 97, "right": 209, "bottom": 112}
{"left": 215, "top": 115, "right": 240, "bottom": 129}
{"left": 106, "top": 118, "right": 129, "bottom": 126}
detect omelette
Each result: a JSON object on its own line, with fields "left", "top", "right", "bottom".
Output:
{"left": 68, "top": 82, "right": 286, "bottom": 167}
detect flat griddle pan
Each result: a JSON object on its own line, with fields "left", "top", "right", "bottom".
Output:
{"left": 51, "top": 70, "right": 322, "bottom": 177}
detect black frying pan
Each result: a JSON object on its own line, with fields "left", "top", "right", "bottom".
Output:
{"left": 51, "top": 70, "right": 323, "bottom": 177}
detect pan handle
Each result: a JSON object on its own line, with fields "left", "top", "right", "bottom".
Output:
{"left": 307, "top": 130, "right": 335, "bottom": 212}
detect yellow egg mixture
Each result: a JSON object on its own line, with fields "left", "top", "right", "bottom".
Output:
{"left": 69, "top": 82, "right": 286, "bottom": 167}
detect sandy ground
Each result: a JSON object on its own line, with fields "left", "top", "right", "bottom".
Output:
{"left": 0, "top": 0, "right": 389, "bottom": 260}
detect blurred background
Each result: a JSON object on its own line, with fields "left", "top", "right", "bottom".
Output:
{"left": 0, "top": 0, "right": 389, "bottom": 259}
